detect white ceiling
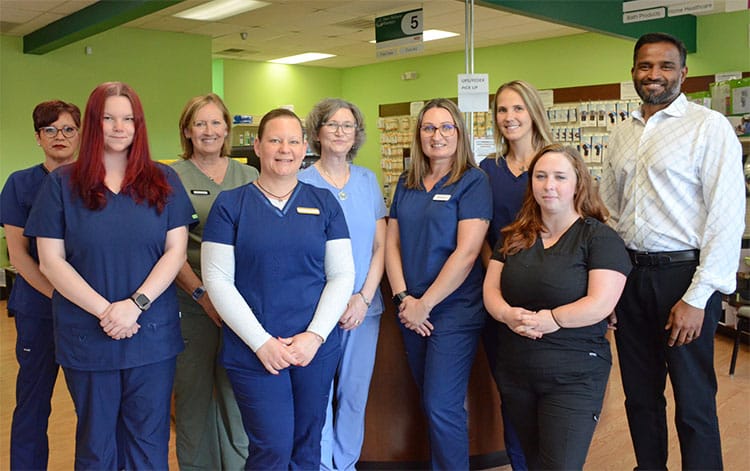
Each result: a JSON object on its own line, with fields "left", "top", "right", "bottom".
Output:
{"left": 0, "top": 0, "right": 588, "bottom": 68}
{"left": 0, "top": 0, "right": 743, "bottom": 68}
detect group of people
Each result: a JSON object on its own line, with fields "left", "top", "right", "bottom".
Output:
{"left": 0, "top": 31, "right": 744, "bottom": 471}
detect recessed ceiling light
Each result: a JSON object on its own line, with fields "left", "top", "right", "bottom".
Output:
{"left": 174, "top": 0, "right": 269, "bottom": 21}
{"left": 369, "top": 29, "right": 460, "bottom": 44}
{"left": 269, "top": 53, "right": 336, "bottom": 65}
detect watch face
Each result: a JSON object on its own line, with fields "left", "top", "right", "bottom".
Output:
{"left": 134, "top": 293, "right": 151, "bottom": 309}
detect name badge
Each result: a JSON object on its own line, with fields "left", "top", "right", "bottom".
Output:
{"left": 433, "top": 194, "right": 451, "bottom": 202}
{"left": 297, "top": 206, "right": 321, "bottom": 215}
{"left": 191, "top": 189, "right": 210, "bottom": 195}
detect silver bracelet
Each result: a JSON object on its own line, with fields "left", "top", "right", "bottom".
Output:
{"left": 358, "top": 291, "right": 371, "bottom": 307}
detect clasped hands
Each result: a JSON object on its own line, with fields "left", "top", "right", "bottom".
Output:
{"left": 99, "top": 299, "right": 141, "bottom": 340}
{"left": 504, "top": 307, "right": 559, "bottom": 339}
{"left": 256, "top": 332, "right": 323, "bottom": 375}
{"left": 398, "top": 296, "right": 434, "bottom": 337}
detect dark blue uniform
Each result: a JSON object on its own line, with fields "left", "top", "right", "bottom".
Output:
{"left": 0, "top": 164, "right": 57, "bottom": 471}
{"left": 389, "top": 167, "right": 492, "bottom": 470}
{"left": 24, "top": 164, "right": 196, "bottom": 469}
{"left": 203, "top": 182, "right": 349, "bottom": 470}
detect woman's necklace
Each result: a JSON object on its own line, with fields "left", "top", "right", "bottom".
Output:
{"left": 192, "top": 156, "right": 226, "bottom": 182}
{"left": 255, "top": 179, "right": 296, "bottom": 202}
{"left": 317, "top": 162, "right": 350, "bottom": 201}
{"left": 507, "top": 156, "right": 527, "bottom": 175}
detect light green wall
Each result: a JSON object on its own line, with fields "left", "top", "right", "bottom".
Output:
{"left": 220, "top": 59, "right": 342, "bottom": 120}
{"left": 342, "top": 10, "right": 749, "bottom": 174}
{"left": 0, "top": 28, "right": 212, "bottom": 184}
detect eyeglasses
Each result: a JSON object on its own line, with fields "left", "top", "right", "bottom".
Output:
{"left": 420, "top": 123, "right": 457, "bottom": 137}
{"left": 39, "top": 125, "right": 78, "bottom": 139}
{"left": 322, "top": 121, "right": 357, "bottom": 134}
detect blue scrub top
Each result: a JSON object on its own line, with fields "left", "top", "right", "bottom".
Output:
{"left": 298, "top": 164, "right": 386, "bottom": 316}
{"left": 0, "top": 164, "right": 52, "bottom": 318}
{"left": 479, "top": 156, "right": 528, "bottom": 250}
{"left": 24, "top": 164, "right": 197, "bottom": 371}
{"left": 389, "top": 167, "right": 492, "bottom": 331}
{"left": 202, "top": 181, "right": 350, "bottom": 371}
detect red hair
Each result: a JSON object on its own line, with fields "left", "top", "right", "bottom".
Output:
{"left": 71, "top": 82, "right": 171, "bottom": 212}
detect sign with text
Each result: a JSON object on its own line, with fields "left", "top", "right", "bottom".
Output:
{"left": 623, "top": 7, "right": 665, "bottom": 23}
{"left": 375, "top": 9, "right": 423, "bottom": 59}
{"left": 457, "top": 74, "right": 489, "bottom": 112}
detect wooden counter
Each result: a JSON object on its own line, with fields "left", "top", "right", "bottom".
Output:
{"left": 358, "top": 278, "right": 507, "bottom": 469}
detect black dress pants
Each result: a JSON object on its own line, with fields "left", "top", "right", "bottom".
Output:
{"left": 614, "top": 260, "right": 723, "bottom": 470}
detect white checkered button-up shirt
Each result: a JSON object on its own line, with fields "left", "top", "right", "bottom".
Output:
{"left": 601, "top": 93, "right": 745, "bottom": 308}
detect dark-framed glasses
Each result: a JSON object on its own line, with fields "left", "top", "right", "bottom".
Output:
{"left": 39, "top": 125, "right": 78, "bottom": 139}
{"left": 420, "top": 123, "right": 457, "bottom": 137}
{"left": 322, "top": 121, "right": 357, "bottom": 134}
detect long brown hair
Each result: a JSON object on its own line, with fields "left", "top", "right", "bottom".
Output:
{"left": 71, "top": 82, "right": 170, "bottom": 212}
{"left": 405, "top": 98, "right": 477, "bottom": 189}
{"left": 500, "top": 143, "right": 608, "bottom": 255}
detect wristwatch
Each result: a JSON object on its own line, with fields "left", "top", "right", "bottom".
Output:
{"left": 191, "top": 285, "right": 207, "bottom": 302}
{"left": 130, "top": 292, "right": 152, "bottom": 311}
{"left": 392, "top": 291, "right": 408, "bottom": 307}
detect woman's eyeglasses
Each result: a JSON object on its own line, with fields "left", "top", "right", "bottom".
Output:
{"left": 322, "top": 121, "right": 357, "bottom": 134}
{"left": 420, "top": 123, "right": 457, "bottom": 137}
{"left": 39, "top": 125, "right": 78, "bottom": 139}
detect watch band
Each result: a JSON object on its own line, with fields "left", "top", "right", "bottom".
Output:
{"left": 191, "top": 285, "right": 207, "bottom": 302}
{"left": 392, "top": 291, "right": 408, "bottom": 307}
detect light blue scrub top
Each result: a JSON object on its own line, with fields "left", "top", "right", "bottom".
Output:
{"left": 298, "top": 164, "right": 386, "bottom": 316}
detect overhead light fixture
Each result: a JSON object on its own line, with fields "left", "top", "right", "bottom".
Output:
{"left": 174, "top": 0, "right": 270, "bottom": 21}
{"left": 423, "top": 29, "right": 460, "bottom": 41}
{"left": 369, "top": 29, "right": 459, "bottom": 44}
{"left": 269, "top": 53, "right": 335, "bottom": 65}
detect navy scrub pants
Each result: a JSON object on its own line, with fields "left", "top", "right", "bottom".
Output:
{"left": 400, "top": 323, "right": 482, "bottom": 471}
{"left": 63, "top": 357, "right": 176, "bottom": 470}
{"left": 226, "top": 342, "right": 340, "bottom": 470}
{"left": 11, "top": 314, "right": 58, "bottom": 471}
{"left": 614, "top": 260, "right": 723, "bottom": 470}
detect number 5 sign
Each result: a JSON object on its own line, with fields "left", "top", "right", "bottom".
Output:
{"left": 375, "top": 9, "right": 424, "bottom": 59}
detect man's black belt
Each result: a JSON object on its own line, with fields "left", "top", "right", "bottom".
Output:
{"left": 627, "top": 249, "right": 700, "bottom": 267}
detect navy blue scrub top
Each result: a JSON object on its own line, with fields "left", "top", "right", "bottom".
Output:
{"left": 24, "top": 164, "right": 197, "bottom": 371}
{"left": 479, "top": 157, "right": 528, "bottom": 250}
{"left": 0, "top": 164, "right": 52, "bottom": 318}
{"left": 202, "top": 182, "right": 350, "bottom": 371}
{"left": 389, "top": 167, "right": 492, "bottom": 331}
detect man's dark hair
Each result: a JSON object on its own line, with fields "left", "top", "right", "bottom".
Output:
{"left": 633, "top": 32, "right": 687, "bottom": 67}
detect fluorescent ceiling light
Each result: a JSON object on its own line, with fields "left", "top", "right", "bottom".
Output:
{"left": 369, "top": 29, "right": 459, "bottom": 44}
{"left": 269, "top": 53, "right": 336, "bottom": 64}
{"left": 423, "top": 29, "right": 460, "bottom": 41}
{"left": 174, "top": 0, "right": 269, "bottom": 21}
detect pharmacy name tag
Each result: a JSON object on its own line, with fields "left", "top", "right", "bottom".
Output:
{"left": 433, "top": 194, "right": 451, "bottom": 202}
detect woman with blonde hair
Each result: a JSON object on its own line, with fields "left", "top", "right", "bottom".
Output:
{"left": 172, "top": 93, "right": 256, "bottom": 469}
{"left": 479, "top": 80, "right": 554, "bottom": 469}
{"left": 385, "top": 98, "right": 491, "bottom": 469}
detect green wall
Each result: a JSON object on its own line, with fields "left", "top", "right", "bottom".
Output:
{"left": 220, "top": 59, "right": 342, "bottom": 120}
{"left": 341, "top": 10, "right": 749, "bottom": 173}
{"left": 0, "top": 27, "right": 212, "bottom": 184}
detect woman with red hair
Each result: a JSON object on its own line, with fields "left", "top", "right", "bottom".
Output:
{"left": 25, "top": 82, "right": 196, "bottom": 469}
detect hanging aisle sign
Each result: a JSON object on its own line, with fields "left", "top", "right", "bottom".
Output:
{"left": 375, "top": 9, "right": 423, "bottom": 59}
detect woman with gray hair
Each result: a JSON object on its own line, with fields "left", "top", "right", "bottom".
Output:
{"left": 299, "top": 98, "right": 386, "bottom": 470}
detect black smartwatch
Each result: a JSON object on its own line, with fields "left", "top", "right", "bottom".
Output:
{"left": 130, "top": 292, "right": 151, "bottom": 311}
{"left": 392, "top": 291, "right": 408, "bottom": 307}
{"left": 191, "top": 285, "right": 207, "bottom": 302}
